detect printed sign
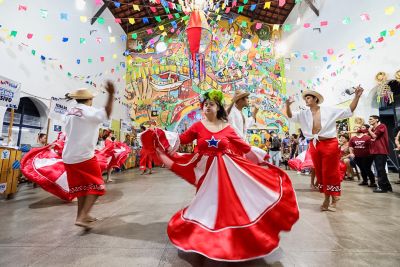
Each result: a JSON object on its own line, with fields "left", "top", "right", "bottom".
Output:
{"left": 49, "top": 97, "right": 70, "bottom": 121}
{"left": 0, "top": 76, "right": 21, "bottom": 109}
{"left": 1, "top": 150, "right": 10, "bottom": 159}
{"left": 0, "top": 183, "right": 6, "bottom": 194}
{"left": 120, "top": 120, "right": 132, "bottom": 132}
{"left": 53, "top": 125, "right": 62, "bottom": 132}
{"left": 102, "top": 120, "right": 111, "bottom": 128}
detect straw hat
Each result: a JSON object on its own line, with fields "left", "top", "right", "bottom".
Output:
{"left": 67, "top": 88, "right": 96, "bottom": 100}
{"left": 231, "top": 89, "right": 250, "bottom": 103}
{"left": 395, "top": 70, "right": 400, "bottom": 82}
{"left": 302, "top": 90, "right": 324, "bottom": 104}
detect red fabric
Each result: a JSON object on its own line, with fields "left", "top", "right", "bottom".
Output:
{"left": 370, "top": 124, "right": 389, "bottom": 155}
{"left": 349, "top": 135, "right": 371, "bottom": 157}
{"left": 21, "top": 136, "right": 128, "bottom": 200}
{"left": 288, "top": 149, "right": 314, "bottom": 171}
{"left": 140, "top": 129, "right": 161, "bottom": 171}
{"left": 308, "top": 138, "right": 342, "bottom": 196}
{"left": 64, "top": 157, "right": 105, "bottom": 198}
{"left": 156, "top": 122, "right": 299, "bottom": 261}
{"left": 21, "top": 141, "right": 73, "bottom": 201}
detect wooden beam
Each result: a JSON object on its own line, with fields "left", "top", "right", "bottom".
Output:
{"left": 304, "top": 0, "right": 319, "bottom": 16}
{"left": 91, "top": 1, "right": 110, "bottom": 25}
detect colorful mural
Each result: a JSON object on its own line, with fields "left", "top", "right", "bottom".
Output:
{"left": 124, "top": 15, "right": 289, "bottom": 132}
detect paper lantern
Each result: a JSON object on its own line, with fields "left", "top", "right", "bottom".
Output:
{"left": 184, "top": 10, "right": 212, "bottom": 80}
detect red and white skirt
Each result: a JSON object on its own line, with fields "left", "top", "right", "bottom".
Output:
{"left": 64, "top": 157, "right": 105, "bottom": 198}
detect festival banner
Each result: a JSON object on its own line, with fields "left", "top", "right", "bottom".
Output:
{"left": 0, "top": 76, "right": 21, "bottom": 109}
{"left": 48, "top": 97, "right": 71, "bottom": 121}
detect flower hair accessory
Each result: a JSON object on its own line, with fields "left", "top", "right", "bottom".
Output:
{"left": 203, "top": 90, "right": 224, "bottom": 105}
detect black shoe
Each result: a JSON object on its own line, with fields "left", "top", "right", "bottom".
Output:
{"left": 358, "top": 182, "right": 368, "bottom": 186}
{"left": 368, "top": 183, "right": 377, "bottom": 187}
{"left": 373, "top": 188, "right": 388, "bottom": 193}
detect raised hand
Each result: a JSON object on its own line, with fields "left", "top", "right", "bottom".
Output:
{"left": 285, "top": 98, "right": 295, "bottom": 106}
{"left": 353, "top": 85, "right": 364, "bottom": 98}
{"left": 105, "top": 81, "right": 115, "bottom": 95}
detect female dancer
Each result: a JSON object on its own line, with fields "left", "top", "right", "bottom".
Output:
{"left": 155, "top": 90, "right": 299, "bottom": 261}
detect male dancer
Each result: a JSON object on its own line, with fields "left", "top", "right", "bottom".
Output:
{"left": 286, "top": 86, "right": 363, "bottom": 211}
{"left": 63, "top": 81, "right": 115, "bottom": 229}
{"left": 227, "top": 89, "right": 259, "bottom": 140}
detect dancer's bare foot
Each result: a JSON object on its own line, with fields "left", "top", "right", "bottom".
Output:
{"left": 85, "top": 216, "right": 102, "bottom": 222}
{"left": 331, "top": 196, "right": 340, "bottom": 209}
{"left": 147, "top": 170, "right": 152, "bottom": 175}
{"left": 140, "top": 170, "right": 146, "bottom": 175}
{"left": 75, "top": 220, "right": 93, "bottom": 230}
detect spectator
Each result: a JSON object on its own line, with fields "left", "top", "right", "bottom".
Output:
{"left": 290, "top": 134, "right": 299, "bottom": 159}
{"left": 368, "top": 115, "right": 393, "bottom": 193}
{"left": 394, "top": 128, "right": 400, "bottom": 184}
{"left": 268, "top": 131, "right": 281, "bottom": 167}
{"left": 281, "top": 133, "right": 291, "bottom": 169}
{"left": 349, "top": 125, "right": 376, "bottom": 187}
{"left": 339, "top": 134, "right": 353, "bottom": 180}
{"left": 34, "top": 133, "right": 47, "bottom": 147}
{"left": 298, "top": 129, "right": 308, "bottom": 154}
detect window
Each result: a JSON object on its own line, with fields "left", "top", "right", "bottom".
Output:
{"left": 2, "top": 97, "right": 43, "bottom": 146}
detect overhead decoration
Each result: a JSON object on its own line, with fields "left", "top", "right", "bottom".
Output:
{"left": 184, "top": 10, "right": 212, "bottom": 81}
{"left": 375, "top": 71, "right": 393, "bottom": 106}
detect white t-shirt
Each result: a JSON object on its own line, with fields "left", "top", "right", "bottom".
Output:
{"left": 62, "top": 104, "right": 108, "bottom": 164}
{"left": 290, "top": 106, "right": 353, "bottom": 139}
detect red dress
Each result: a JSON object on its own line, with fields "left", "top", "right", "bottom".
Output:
{"left": 157, "top": 122, "right": 299, "bottom": 261}
{"left": 138, "top": 129, "right": 165, "bottom": 171}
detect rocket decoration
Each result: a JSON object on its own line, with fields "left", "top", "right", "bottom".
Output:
{"left": 184, "top": 10, "right": 212, "bottom": 81}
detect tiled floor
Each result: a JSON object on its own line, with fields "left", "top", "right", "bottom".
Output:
{"left": 1, "top": 168, "right": 400, "bottom": 267}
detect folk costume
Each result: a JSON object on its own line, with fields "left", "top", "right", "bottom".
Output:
{"left": 155, "top": 121, "right": 299, "bottom": 261}
{"left": 289, "top": 90, "right": 353, "bottom": 196}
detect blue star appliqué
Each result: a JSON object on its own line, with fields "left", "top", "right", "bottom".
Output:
{"left": 206, "top": 136, "right": 220, "bottom": 148}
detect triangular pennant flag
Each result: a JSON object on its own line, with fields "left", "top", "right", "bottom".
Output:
{"left": 143, "top": 17, "right": 149, "bottom": 23}
{"left": 238, "top": 6, "right": 244, "bottom": 13}
{"left": 129, "top": 18, "right": 135, "bottom": 24}
{"left": 225, "top": 7, "right": 231, "bottom": 13}
{"left": 132, "top": 4, "right": 140, "bottom": 11}
{"left": 264, "top": 2, "right": 271, "bottom": 9}
{"left": 80, "top": 16, "right": 88, "bottom": 22}
{"left": 80, "top": 38, "right": 86, "bottom": 44}
{"left": 250, "top": 4, "right": 256, "bottom": 11}
{"left": 155, "top": 16, "right": 161, "bottom": 22}
{"left": 115, "top": 18, "right": 122, "bottom": 24}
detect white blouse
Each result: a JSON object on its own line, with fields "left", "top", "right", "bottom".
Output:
{"left": 290, "top": 106, "right": 353, "bottom": 140}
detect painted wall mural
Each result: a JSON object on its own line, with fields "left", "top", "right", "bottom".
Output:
{"left": 124, "top": 15, "right": 289, "bottom": 133}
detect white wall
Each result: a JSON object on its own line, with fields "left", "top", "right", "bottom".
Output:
{"left": 0, "top": 0, "right": 129, "bottom": 143}
{"left": 282, "top": 0, "right": 400, "bottom": 122}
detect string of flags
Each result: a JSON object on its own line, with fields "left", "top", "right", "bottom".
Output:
{"left": 290, "top": 21, "right": 400, "bottom": 90}
{"left": 8, "top": 1, "right": 398, "bottom": 41}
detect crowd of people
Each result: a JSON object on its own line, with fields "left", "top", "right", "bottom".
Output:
{"left": 19, "top": 79, "right": 400, "bottom": 262}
